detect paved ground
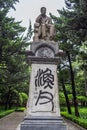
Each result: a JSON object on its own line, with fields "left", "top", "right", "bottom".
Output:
{"left": 0, "top": 112, "right": 25, "bottom": 130}
{"left": 64, "top": 118, "right": 86, "bottom": 130}
{"left": 0, "top": 112, "right": 86, "bottom": 130}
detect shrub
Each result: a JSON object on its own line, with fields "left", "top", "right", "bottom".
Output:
{"left": 77, "top": 96, "right": 87, "bottom": 106}
{"left": 15, "top": 107, "right": 25, "bottom": 112}
{"left": 59, "top": 92, "right": 66, "bottom": 105}
{"left": 79, "top": 107, "right": 87, "bottom": 119}
{"left": 61, "top": 112, "right": 87, "bottom": 129}
{"left": 19, "top": 92, "right": 28, "bottom": 106}
{"left": 0, "top": 109, "right": 15, "bottom": 118}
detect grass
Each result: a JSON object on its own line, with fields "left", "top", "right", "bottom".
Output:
{"left": 0, "top": 106, "right": 25, "bottom": 119}
{"left": 61, "top": 107, "right": 87, "bottom": 129}
{"left": 0, "top": 109, "right": 15, "bottom": 118}
{"left": 15, "top": 107, "right": 26, "bottom": 112}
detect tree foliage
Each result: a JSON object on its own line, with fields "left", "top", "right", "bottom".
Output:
{"left": 0, "top": 0, "right": 32, "bottom": 109}
{"left": 51, "top": 0, "right": 87, "bottom": 116}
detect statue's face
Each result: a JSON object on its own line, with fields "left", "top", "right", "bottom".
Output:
{"left": 41, "top": 8, "right": 46, "bottom": 15}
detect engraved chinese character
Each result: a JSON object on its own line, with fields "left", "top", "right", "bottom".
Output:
{"left": 35, "top": 68, "right": 54, "bottom": 89}
{"left": 35, "top": 90, "right": 54, "bottom": 111}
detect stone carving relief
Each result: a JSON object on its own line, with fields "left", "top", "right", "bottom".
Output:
{"left": 35, "top": 47, "right": 54, "bottom": 58}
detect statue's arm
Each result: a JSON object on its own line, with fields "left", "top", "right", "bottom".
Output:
{"left": 46, "top": 17, "right": 52, "bottom": 24}
{"left": 34, "top": 15, "right": 41, "bottom": 28}
{"left": 36, "top": 15, "right": 41, "bottom": 23}
{"left": 48, "top": 17, "right": 52, "bottom": 24}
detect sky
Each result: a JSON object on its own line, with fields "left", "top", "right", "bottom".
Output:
{"left": 8, "top": 0, "right": 65, "bottom": 29}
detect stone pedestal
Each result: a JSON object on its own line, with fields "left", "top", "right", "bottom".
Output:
{"left": 21, "top": 117, "right": 67, "bottom": 130}
{"left": 20, "top": 41, "right": 67, "bottom": 130}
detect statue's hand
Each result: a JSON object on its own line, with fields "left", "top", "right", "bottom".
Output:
{"left": 45, "top": 20, "right": 48, "bottom": 24}
{"left": 34, "top": 22, "right": 40, "bottom": 27}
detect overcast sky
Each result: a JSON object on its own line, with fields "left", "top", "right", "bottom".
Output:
{"left": 8, "top": 0, "right": 65, "bottom": 28}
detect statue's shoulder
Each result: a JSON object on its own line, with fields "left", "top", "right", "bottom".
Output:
{"left": 36, "top": 14, "right": 42, "bottom": 19}
{"left": 46, "top": 16, "right": 52, "bottom": 23}
{"left": 46, "top": 15, "right": 51, "bottom": 20}
{"left": 36, "top": 14, "right": 42, "bottom": 22}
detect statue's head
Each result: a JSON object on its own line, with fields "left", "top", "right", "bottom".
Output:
{"left": 40, "top": 7, "right": 46, "bottom": 15}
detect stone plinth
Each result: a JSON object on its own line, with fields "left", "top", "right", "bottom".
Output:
{"left": 20, "top": 41, "right": 67, "bottom": 130}
{"left": 21, "top": 117, "right": 67, "bottom": 130}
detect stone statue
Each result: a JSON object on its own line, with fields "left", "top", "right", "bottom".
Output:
{"left": 33, "top": 7, "right": 55, "bottom": 42}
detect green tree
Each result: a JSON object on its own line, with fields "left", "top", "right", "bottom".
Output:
{"left": 51, "top": 0, "right": 84, "bottom": 117}
{"left": 78, "top": 42, "right": 87, "bottom": 96}
{"left": 59, "top": 67, "right": 72, "bottom": 114}
{"left": 0, "top": 0, "right": 32, "bottom": 109}
{"left": 53, "top": 0, "right": 87, "bottom": 115}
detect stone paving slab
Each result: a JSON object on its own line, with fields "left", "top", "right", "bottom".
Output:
{"left": 64, "top": 118, "right": 86, "bottom": 130}
{"left": 0, "top": 112, "right": 86, "bottom": 130}
{"left": 0, "top": 112, "right": 25, "bottom": 130}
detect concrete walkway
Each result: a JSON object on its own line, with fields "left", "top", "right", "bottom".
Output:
{"left": 64, "top": 118, "right": 86, "bottom": 130}
{"left": 0, "top": 112, "right": 86, "bottom": 130}
{"left": 0, "top": 112, "right": 25, "bottom": 130}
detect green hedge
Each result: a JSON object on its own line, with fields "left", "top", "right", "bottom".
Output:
{"left": 0, "top": 107, "right": 26, "bottom": 119}
{"left": 15, "top": 107, "right": 25, "bottom": 112}
{"left": 61, "top": 112, "right": 87, "bottom": 129}
{"left": 0, "top": 109, "right": 15, "bottom": 119}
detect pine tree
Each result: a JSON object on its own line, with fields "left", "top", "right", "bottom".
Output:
{"left": 0, "top": 0, "right": 32, "bottom": 109}
{"left": 50, "top": 0, "right": 85, "bottom": 117}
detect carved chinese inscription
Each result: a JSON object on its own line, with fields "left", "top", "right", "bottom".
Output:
{"left": 35, "top": 68, "right": 54, "bottom": 111}
{"left": 31, "top": 65, "right": 57, "bottom": 113}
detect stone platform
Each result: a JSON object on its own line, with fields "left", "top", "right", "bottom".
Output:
{"left": 21, "top": 116, "right": 67, "bottom": 130}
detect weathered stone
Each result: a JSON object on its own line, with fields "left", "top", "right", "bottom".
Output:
{"left": 27, "top": 56, "right": 60, "bottom": 65}
{"left": 30, "top": 41, "right": 59, "bottom": 57}
{"left": 21, "top": 116, "right": 67, "bottom": 130}
{"left": 26, "top": 41, "right": 60, "bottom": 65}
{"left": 26, "top": 64, "right": 60, "bottom": 117}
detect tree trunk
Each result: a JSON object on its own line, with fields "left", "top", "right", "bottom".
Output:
{"left": 84, "top": 69, "right": 87, "bottom": 96}
{"left": 0, "top": 25, "right": 2, "bottom": 62}
{"left": 61, "top": 78, "right": 72, "bottom": 114}
{"left": 5, "top": 94, "right": 9, "bottom": 110}
{"left": 67, "top": 51, "right": 79, "bottom": 117}
{"left": 0, "top": 45, "right": 2, "bottom": 62}
{"left": 4, "top": 88, "right": 11, "bottom": 110}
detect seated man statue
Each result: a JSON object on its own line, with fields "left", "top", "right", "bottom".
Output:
{"left": 33, "top": 7, "right": 55, "bottom": 41}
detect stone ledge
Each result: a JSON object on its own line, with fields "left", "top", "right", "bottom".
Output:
{"left": 21, "top": 116, "right": 67, "bottom": 130}
{"left": 27, "top": 56, "right": 60, "bottom": 65}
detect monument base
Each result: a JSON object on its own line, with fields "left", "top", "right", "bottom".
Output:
{"left": 20, "top": 116, "right": 67, "bottom": 130}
